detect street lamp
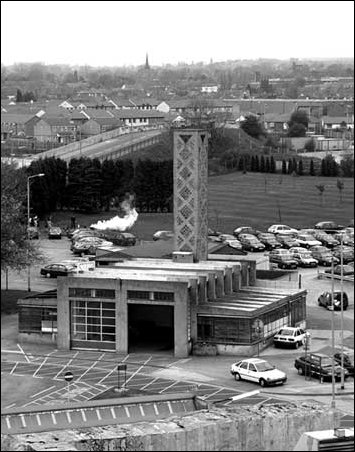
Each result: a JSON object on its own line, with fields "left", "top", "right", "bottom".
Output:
{"left": 27, "top": 173, "right": 45, "bottom": 291}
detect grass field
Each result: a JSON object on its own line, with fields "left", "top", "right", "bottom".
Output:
{"left": 51, "top": 173, "right": 354, "bottom": 239}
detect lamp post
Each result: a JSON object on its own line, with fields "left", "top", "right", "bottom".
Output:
{"left": 27, "top": 173, "right": 45, "bottom": 292}
{"left": 330, "top": 260, "right": 336, "bottom": 409}
{"left": 340, "top": 235, "right": 345, "bottom": 390}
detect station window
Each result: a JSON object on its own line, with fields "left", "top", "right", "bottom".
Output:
{"left": 71, "top": 300, "right": 116, "bottom": 344}
{"left": 69, "top": 288, "right": 115, "bottom": 299}
{"left": 19, "top": 306, "right": 57, "bottom": 334}
{"left": 197, "top": 316, "right": 251, "bottom": 344}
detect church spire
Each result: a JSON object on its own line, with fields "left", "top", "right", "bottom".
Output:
{"left": 145, "top": 53, "right": 150, "bottom": 70}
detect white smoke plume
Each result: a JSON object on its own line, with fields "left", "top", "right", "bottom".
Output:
{"left": 90, "top": 193, "right": 138, "bottom": 232}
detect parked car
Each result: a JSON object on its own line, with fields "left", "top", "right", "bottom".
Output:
{"left": 208, "top": 228, "right": 222, "bottom": 237}
{"left": 233, "top": 226, "right": 260, "bottom": 237}
{"left": 218, "top": 234, "right": 243, "bottom": 250}
{"left": 257, "top": 233, "right": 282, "bottom": 250}
{"left": 40, "top": 263, "right": 77, "bottom": 278}
{"left": 273, "top": 326, "right": 308, "bottom": 349}
{"left": 333, "top": 353, "right": 354, "bottom": 376}
{"left": 295, "top": 233, "right": 322, "bottom": 248}
{"left": 332, "top": 245, "right": 354, "bottom": 264}
{"left": 72, "top": 229, "right": 101, "bottom": 242}
{"left": 268, "top": 249, "right": 298, "bottom": 269}
{"left": 72, "top": 237, "right": 113, "bottom": 255}
{"left": 334, "top": 230, "right": 354, "bottom": 247}
{"left": 153, "top": 230, "right": 174, "bottom": 241}
{"left": 27, "top": 226, "right": 39, "bottom": 240}
{"left": 324, "top": 264, "right": 354, "bottom": 276}
{"left": 275, "top": 234, "right": 300, "bottom": 249}
{"left": 314, "top": 221, "right": 345, "bottom": 234}
{"left": 313, "top": 231, "right": 339, "bottom": 248}
{"left": 290, "top": 250, "right": 318, "bottom": 268}
{"left": 294, "top": 353, "right": 349, "bottom": 382}
{"left": 238, "top": 234, "right": 265, "bottom": 252}
{"left": 309, "top": 246, "right": 339, "bottom": 266}
{"left": 267, "top": 224, "right": 298, "bottom": 236}
{"left": 230, "top": 358, "right": 287, "bottom": 387}
{"left": 100, "top": 231, "right": 137, "bottom": 246}
{"left": 317, "top": 291, "right": 349, "bottom": 311}
{"left": 48, "top": 227, "right": 62, "bottom": 240}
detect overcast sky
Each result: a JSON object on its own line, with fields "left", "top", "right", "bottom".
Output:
{"left": 1, "top": 1, "right": 354, "bottom": 67}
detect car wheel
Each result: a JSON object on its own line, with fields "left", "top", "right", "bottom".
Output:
{"left": 295, "top": 341, "right": 300, "bottom": 349}
{"left": 323, "top": 262, "right": 328, "bottom": 267}
{"left": 297, "top": 366, "right": 304, "bottom": 375}
{"left": 234, "top": 372, "right": 242, "bottom": 381}
{"left": 259, "top": 378, "right": 266, "bottom": 387}
{"left": 46, "top": 273, "right": 51, "bottom": 278}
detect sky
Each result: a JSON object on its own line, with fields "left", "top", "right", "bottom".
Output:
{"left": 1, "top": 1, "right": 354, "bottom": 67}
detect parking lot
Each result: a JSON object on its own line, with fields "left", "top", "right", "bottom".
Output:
{"left": 1, "top": 232, "right": 354, "bottom": 420}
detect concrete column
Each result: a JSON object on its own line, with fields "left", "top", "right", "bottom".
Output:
{"left": 224, "top": 268, "right": 233, "bottom": 294}
{"left": 174, "top": 284, "right": 189, "bottom": 358}
{"left": 231, "top": 266, "right": 241, "bottom": 292}
{"left": 57, "top": 278, "right": 70, "bottom": 350}
{"left": 116, "top": 280, "right": 128, "bottom": 354}
{"left": 198, "top": 276, "right": 207, "bottom": 304}
{"left": 207, "top": 273, "right": 216, "bottom": 301}
{"left": 249, "top": 261, "right": 257, "bottom": 286}
{"left": 214, "top": 270, "right": 224, "bottom": 297}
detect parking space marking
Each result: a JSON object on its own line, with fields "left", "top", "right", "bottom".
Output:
{"left": 159, "top": 380, "right": 179, "bottom": 393}
{"left": 202, "top": 388, "right": 225, "bottom": 400}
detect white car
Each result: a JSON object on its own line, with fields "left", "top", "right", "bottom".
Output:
{"left": 153, "top": 230, "right": 174, "bottom": 241}
{"left": 230, "top": 358, "right": 287, "bottom": 387}
{"left": 296, "top": 233, "right": 322, "bottom": 248}
{"left": 273, "top": 326, "right": 308, "bottom": 348}
{"left": 267, "top": 224, "right": 298, "bottom": 236}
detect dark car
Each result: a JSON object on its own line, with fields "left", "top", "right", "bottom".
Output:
{"left": 314, "top": 221, "right": 345, "bottom": 234}
{"left": 268, "top": 249, "right": 298, "bottom": 269}
{"left": 99, "top": 231, "right": 137, "bottom": 246}
{"left": 294, "top": 353, "right": 349, "bottom": 382}
{"left": 238, "top": 234, "right": 265, "bottom": 252}
{"left": 324, "top": 264, "right": 354, "bottom": 276}
{"left": 48, "top": 226, "right": 62, "bottom": 240}
{"left": 334, "top": 231, "right": 354, "bottom": 247}
{"left": 332, "top": 245, "right": 354, "bottom": 264}
{"left": 27, "top": 226, "right": 39, "bottom": 240}
{"left": 313, "top": 231, "right": 339, "bottom": 248}
{"left": 309, "top": 245, "right": 339, "bottom": 266}
{"left": 40, "top": 263, "right": 77, "bottom": 278}
{"left": 317, "top": 291, "right": 349, "bottom": 311}
{"left": 257, "top": 233, "right": 282, "bottom": 250}
{"left": 333, "top": 353, "right": 354, "bottom": 376}
{"left": 275, "top": 234, "right": 300, "bottom": 249}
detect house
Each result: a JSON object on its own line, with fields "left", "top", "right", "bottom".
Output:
{"left": 201, "top": 85, "right": 219, "bottom": 93}
{"left": 322, "top": 115, "right": 354, "bottom": 130}
{"left": 108, "top": 97, "right": 136, "bottom": 109}
{"left": 129, "top": 97, "right": 160, "bottom": 110}
{"left": 33, "top": 116, "right": 76, "bottom": 143}
{"left": 263, "top": 112, "right": 290, "bottom": 132}
{"left": 111, "top": 109, "right": 166, "bottom": 128}
{"left": 80, "top": 117, "right": 122, "bottom": 137}
{"left": 0, "top": 113, "right": 36, "bottom": 139}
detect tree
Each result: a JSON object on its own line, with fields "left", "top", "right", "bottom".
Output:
{"left": 288, "top": 110, "right": 309, "bottom": 129}
{"left": 340, "top": 155, "right": 354, "bottom": 177}
{"left": 336, "top": 179, "right": 344, "bottom": 203}
{"left": 260, "top": 155, "right": 265, "bottom": 172}
{"left": 287, "top": 158, "right": 293, "bottom": 174}
{"left": 16, "top": 88, "right": 23, "bottom": 102}
{"left": 1, "top": 162, "right": 42, "bottom": 271}
{"left": 287, "top": 123, "right": 307, "bottom": 137}
{"left": 304, "top": 139, "right": 316, "bottom": 152}
{"left": 309, "top": 159, "right": 315, "bottom": 176}
{"left": 240, "top": 115, "right": 266, "bottom": 140}
{"left": 282, "top": 159, "right": 287, "bottom": 174}
{"left": 265, "top": 157, "right": 270, "bottom": 173}
{"left": 315, "top": 184, "right": 325, "bottom": 206}
{"left": 298, "top": 160, "right": 304, "bottom": 176}
{"left": 270, "top": 156, "right": 276, "bottom": 173}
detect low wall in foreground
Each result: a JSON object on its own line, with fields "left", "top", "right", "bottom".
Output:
{"left": 1, "top": 401, "right": 340, "bottom": 451}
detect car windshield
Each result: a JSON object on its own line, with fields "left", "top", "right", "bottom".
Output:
{"left": 300, "top": 234, "right": 314, "bottom": 240}
{"left": 300, "top": 253, "right": 312, "bottom": 258}
{"left": 255, "top": 361, "right": 274, "bottom": 372}
{"left": 278, "top": 329, "right": 293, "bottom": 336}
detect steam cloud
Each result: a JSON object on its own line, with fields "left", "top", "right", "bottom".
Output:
{"left": 90, "top": 193, "right": 138, "bottom": 232}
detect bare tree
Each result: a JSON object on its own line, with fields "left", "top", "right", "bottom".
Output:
{"left": 336, "top": 179, "right": 344, "bottom": 203}
{"left": 315, "top": 184, "right": 325, "bottom": 206}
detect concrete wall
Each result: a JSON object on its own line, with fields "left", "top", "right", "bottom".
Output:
{"left": 2, "top": 402, "right": 340, "bottom": 451}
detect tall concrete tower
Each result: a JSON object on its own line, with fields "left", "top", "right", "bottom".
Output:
{"left": 173, "top": 129, "right": 209, "bottom": 261}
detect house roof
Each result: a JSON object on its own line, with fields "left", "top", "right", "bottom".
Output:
{"left": 264, "top": 112, "right": 290, "bottom": 123}
{"left": 84, "top": 109, "right": 115, "bottom": 119}
{"left": 111, "top": 109, "right": 166, "bottom": 119}
{"left": 1, "top": 113, "right": 36, "bottom": 124}
{"left": 130, "top": 97, "right": 160, "bottom": 107}
{"left": 86, "top": 117, "right": 122, "bottom": 126}
{"left": 38, "top": 116, "right": 72, "bottom": 126}
{"left": 322, "top": 116, "right": 351, "bottom": 124}
{"left": 109, "top": 98, "right": 136, "bottom": 108}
